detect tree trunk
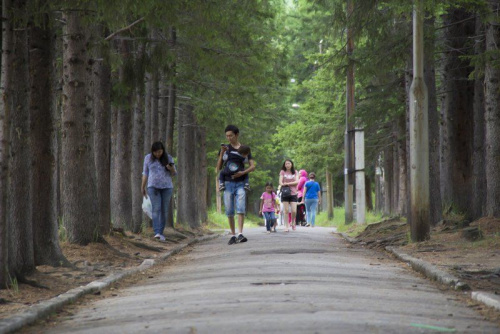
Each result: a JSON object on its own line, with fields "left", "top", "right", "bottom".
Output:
{"left": 397, "top": 114, "right": 407, "bottom": 216}
{"left": 61, "top": 12, "right": 99, "bottom": 245}
{"left": 158, "top": 75, "right": 168, "bottom": 144}
{"left": 392, "top": 134, "right": 399, "bottom": 214}
{"left": 365, "top": 174, "right": 373, "bottom": 211}
{"left": 472, "top": 17, "right": 486, "bottom": 220}
{"left": 165, "top": 82, "right": 176, "bottom": 228}
{"left": 484, "top": 1, "right": 500, "bottom": 217}
{"left": 150, "top": 71, "right": 159, "bottom": 143}
{"left": 94, "top": 57, "right": 112, "bottom": 235}
{"left": 52, "top": 23, "right": 62, "bottom": 238}
{"left": 195, "top": 126, "right": 208, "bottom": 226}
{"left": 143, "top": 72, "right": 152, "bottom": 153}
{"left": 30, "top": 14, "right": 68, "bottom": 266}
{"left": 112, "top": 40, "right": 133, "bottom": 230}
{"left": 439, "top": 9, "right": 475, "bottom": 217}
{"left": 9, "top": 0, "right": 34, "bottom": 276}
{"left": 177, "top": 105, "right": 197, "bottom": 227}
{"left": 424, "top": 16, "right": 442, "bottom": 225}
{"left": 383, "top": 146, "right": 393, "bottom": 216}
{"left": 166, "top": 83, "right": 176, "bottom": 153}
{"left": 375, "top": 156, "right": 384, "bottom": 212}
{"left": 404, "top": 56, "right": 413, "bottom": 226}
{"left": 131, "top": 78, "right": 145, "bottom": 233}
{"left": 165, "top": 27, "right": 177, "bottom": 229}
{"left": 0, "top": 0, "right": 13, "bottom": 287}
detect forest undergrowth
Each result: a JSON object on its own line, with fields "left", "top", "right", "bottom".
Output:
{"left": 0, "top": 225, "right": 211, "bottom": 320}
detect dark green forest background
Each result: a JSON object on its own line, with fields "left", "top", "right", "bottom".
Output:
{"left": 0, "top": 0, "right": 499, "bottom": 287}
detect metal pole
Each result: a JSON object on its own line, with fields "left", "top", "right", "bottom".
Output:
{"left": 409, "top": 0, "right": 430, "bottom": 241}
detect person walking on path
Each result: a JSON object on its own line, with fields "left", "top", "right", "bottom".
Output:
{"left": 217, "top": 125, "right": 255, "bottom": 245}
{"left": 141, "top": 142, "right": 177, "bottom": 241}
{"left": 259, "top": 182, "right": 280, "bottom": 233}
{"left": 302, "top": 172, "right": 321, "bottom": 227}
{"left": 279, "top": 159, "right": 299, "bottom": 232}
{"left": 296, "top": 169, "right": 308, "bottom": 226}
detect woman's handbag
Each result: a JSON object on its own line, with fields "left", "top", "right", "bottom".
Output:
{"left": 281, "top": 185, "right": 292, "bottom": 197}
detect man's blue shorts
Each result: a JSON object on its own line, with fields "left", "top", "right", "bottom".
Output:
{"left": 223, "top": 181, "right": 246, "bottom": 216}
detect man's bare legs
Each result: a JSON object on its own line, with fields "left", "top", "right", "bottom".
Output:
{"left": 227, "top": 214, "right": 244, "bottom": 239}
{"left": 228, "top": 216, "right": 236, "bottom": 235}
{"left": 238, "top": 213, "right": 244, "bottom": 234}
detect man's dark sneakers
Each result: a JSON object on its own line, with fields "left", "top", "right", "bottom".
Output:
{"left": 228, "top": 236, "right": 237, "bottom": 245}
{"left": 237, "top": 234, "right": 248, "bottom": 243}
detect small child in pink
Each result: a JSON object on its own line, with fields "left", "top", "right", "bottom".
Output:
{"left": 259, "top": 182, "right": 280, "bottom": 233}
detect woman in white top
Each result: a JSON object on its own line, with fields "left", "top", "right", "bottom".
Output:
{"left": 279, "top": 159, "right": 299, "bottom": 232}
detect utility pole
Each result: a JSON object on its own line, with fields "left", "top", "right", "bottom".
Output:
{"left": 355, "top": 124, "right": 365, "bottom": 224}
{"left": 409, "top": 0, "right": 430, "bottom": 241}
{"left": 344, "top": 0, "right": 354, "bottom": 224}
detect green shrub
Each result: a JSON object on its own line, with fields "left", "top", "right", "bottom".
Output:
{"left": 207, "top": 209, "right": 262, "bottom": 229}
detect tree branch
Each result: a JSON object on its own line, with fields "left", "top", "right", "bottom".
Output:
{"left": 105, "top": 17, "right": 145, "bottom": 41}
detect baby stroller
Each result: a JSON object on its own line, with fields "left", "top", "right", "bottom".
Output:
{"left": 296, "top": 198, "right": 307, "bottom": 226}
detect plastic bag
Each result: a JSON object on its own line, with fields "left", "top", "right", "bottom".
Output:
{"left": 142, "top": 196, "right": 152, "bottom": 219}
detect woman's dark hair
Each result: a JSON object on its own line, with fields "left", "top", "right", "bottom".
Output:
{"left": 225, "top": 124, "right": 239, "bottom": 135}
{"left": 150, "top": 141, "right": 169, "bottom": 165}
{"left": 281, "top": 159, "right": 296, "bottom": 175}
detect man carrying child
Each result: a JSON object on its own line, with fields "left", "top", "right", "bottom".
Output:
{"left": 218, "top": 145, "right": 251, "bottom": 192}
{"left": 217, "top": 125, "right": 255, "bottom": 245}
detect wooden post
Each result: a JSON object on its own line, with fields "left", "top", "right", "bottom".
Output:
{"left": 344, "top": 0, "right": 355, "bottom": 224}
{"left": 355, "top": 126, "right": 365, "bottom": 224}
{"left": 409, "top": 0, "right": 430, "bottom": 241}
{"left": 326, "top": 170, "right": 334, "bottom": 219}
{"left": 216, "top": 175, "right": 222, "bottom": 214}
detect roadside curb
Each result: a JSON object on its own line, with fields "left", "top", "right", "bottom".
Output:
{"left": 385, "top": 246, "right": 470, "bottom": 291}
{"left": 471, "top": 291, "right": 500, "bottom": 311}
{"left": 386, "top": 247, "right": 500, "bottom": 312}
{"left": 338, "top": 233, "right": 500, "bottom": 313}
{"left": 0, "top": 234, "right": 220, "bottom": 334}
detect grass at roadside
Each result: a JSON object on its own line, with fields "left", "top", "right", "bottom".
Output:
{"left": 315, "top": 207, "right": 385, "bottom": 237}
{"left": 207, "top": 209, "right": 262, "bottom": 229}
{"left": 207, "top": 207, "right": 385, "bottom": 236}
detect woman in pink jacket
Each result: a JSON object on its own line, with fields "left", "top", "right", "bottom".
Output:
{"left": 296, "top": 170, "right": 308, "bottom": 226}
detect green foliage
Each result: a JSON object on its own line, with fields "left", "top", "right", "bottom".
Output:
{"left": 45, "top": 0, "right": 498, "bottom": 214}
{"left": 140, "top": 221, "right": 150, "bottom": 237}
{"left": 314, "top": 207, "right": 383, "bottom": 233}
{"left": 58, "top": 217, "right": 67, "bottom": 243}
{"left": 7, "top": 274, "right": 19, "bottom": 295}
{"left": 206, "top": 209, "right": 261, "bottom": 229}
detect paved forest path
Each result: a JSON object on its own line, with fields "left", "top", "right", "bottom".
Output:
{"left": 41, "top": 227, "right": 498, "bottom": 333}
